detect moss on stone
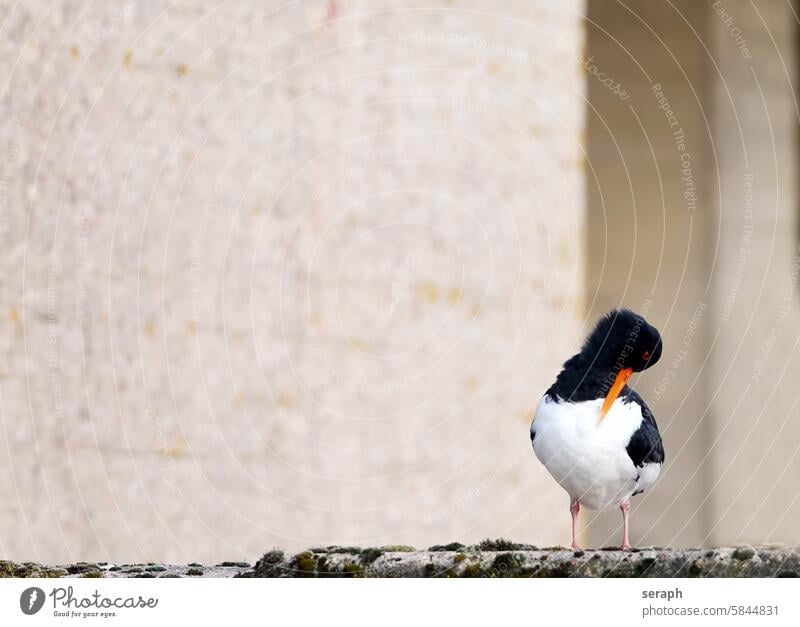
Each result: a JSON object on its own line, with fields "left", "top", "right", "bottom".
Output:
{"left": 45, "top": 569, "right": 69, "bottom": 577}
{"left": 635, "top": 557, "right": 656, "bottom": 576}
{"left": 66, "top": 562, "right": 102, "bottom": 575}
{"left": 0, "top": 561, "right": 28, "bottom": 577}
{"left": 313, "top": 556, "right": 365, "bottom": 578}
{"left": 290, "top": 551, "right": 317, "bottom": 577}
{"left": 422, "top": 561, "right": 458, "bottom": 578}
{"left": 490, "top": 552, "right": 521, "bottom": 577}
{"left": 460, "top": 563, "right": 486, "bottom": 578}
{"left": 340, "top": 560, "right": 364, "bottom": 578}
{"left": 0, "top": 561, "right": 67, "bottom": 578}
{"left": 429, "top": 542, "right": 465, "bottom": 552}
{"left": 252, "top": 549, "right": 286, "bottom": 577}
{"left": 145, "top": 565, "right": 167, "bottom": 572}
{"left": 477, "top": 538, "right": 537, "bottom": 551}
{"left": 316, "top": 556, "right": 332, "bottom": 577}
{"left": 359, "top": 548, "right": 384, "bottom": 566}
{"left": 322, "top": 546, "right": 363, "bottom": 554}
{"left": 263, "top": 550, "right": 284, "bottom": 563}
{"left": 537, "top": 559, "right": 574, "bottom": 578}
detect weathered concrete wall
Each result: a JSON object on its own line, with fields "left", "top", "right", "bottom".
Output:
{"left": 3, "top": 543, "right": 799, "bottom": 578}
{"left": 0, "top": 1, "right": 586, "bottom": 563}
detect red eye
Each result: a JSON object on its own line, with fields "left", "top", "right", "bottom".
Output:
{"left": 642, "top": 351, "right": 651, "bottom": 360}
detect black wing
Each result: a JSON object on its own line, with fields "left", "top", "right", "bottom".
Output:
{"left": 622, "top": 389, "right": 665, "bottom": 467}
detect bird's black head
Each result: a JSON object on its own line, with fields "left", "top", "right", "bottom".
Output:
{"left": 582, "top": 309, "right": 662, "bottom": 373}
{"left": 546, "top": 308, "right": 663, "bottom": 405}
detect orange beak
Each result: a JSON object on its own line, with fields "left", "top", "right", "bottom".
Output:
{"left": 598, "top": 367, "right": 633, "bottom": 421}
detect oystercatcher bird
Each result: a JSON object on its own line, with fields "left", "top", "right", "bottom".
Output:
{"left": 530, "top": 309, "right": 664, "bottom": 550}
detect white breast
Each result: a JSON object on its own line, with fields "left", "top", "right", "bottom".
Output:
{"left": 531, "top": 395, "right": 660, "bottom": 510}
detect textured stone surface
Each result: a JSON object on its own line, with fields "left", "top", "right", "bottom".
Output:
{"left": 4, "top": 544, "right": 799, "bottom": 578}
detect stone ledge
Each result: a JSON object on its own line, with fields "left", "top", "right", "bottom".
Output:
{"left": 3, "top": 542, "right": 798, "bottom": 578}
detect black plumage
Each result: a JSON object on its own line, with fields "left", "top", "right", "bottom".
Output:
{"left": 546, "top": 308, "right": 663, "bottom": 403}
{"left": 622, "top": 388, "right": 665, "bottom": 468}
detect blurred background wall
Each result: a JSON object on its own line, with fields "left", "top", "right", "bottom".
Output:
{"left": 0, "top": 0, "right": 586, "bottom": 563}
{"left": 584, "top": 0, "right": 714, "bottom": 547}
{"left": 584, "top": 0, "right": 800, "bottom": 550}
{"left": 0, "top": 0, "right": 798, "bottom": 564}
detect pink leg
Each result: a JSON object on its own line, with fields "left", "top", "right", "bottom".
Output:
{"left": 570, "top": 498, "right": 581, "bottom": 549}
{"left": 620, "top": 498, "right": 631, "bottom": 550}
